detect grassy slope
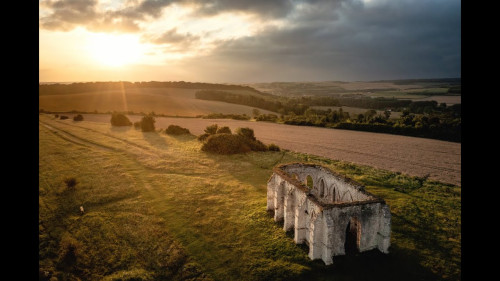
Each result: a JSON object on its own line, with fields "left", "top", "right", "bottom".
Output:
{"left": 39, "top": 115, "right": 460, "bottom": 281}
{"left": 38, "top": 88, "right": 275, "bottom": 117}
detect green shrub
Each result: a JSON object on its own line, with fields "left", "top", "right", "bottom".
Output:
{"left": 202, "top": 134, "right": 251, "bottom": 155}
{"left": 236, "top": 127, "right": 256, "bottom": 140}
{"left": 268, "top": 143, "right": 281, "bottom": 151}
{"left": 110, "top": 113, "right": 132, "bottom": 126}
{"left": 204, "top": 124, "right": 219, "bottom": 134}
{"left": 64, "top": 177, "right": 78, "bottom": 189}
{"left": 73, "top": 114, "right": 84, "bottom": 121}
{"left": 201, "top": 132, "right": 268, "bottom": 155}
{"left": 216, "top": 126, "right": 232, "bottom": 134}
{"left": 197, "top": 133, "right": 211, "bottom": 142}
{"left": 246, "top": 139, "right": 268, "bottom": 152}
{"left": 133, "top": 121, "right": 141, "bottom": 129}
{"left": 60, "top": 115, "right": 69, "bottom": 120}
{"left": 140, "top": 114, "right": 156, "bottom": 132}
{"left": 165, "top": 124, "right": 191, "bottom": 135}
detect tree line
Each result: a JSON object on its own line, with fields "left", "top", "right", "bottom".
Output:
{"left": 194, "top": 90, "right": 460, "bottom": 142}
{"left": 39, "top": 81, "right": 261, "bottom": 95}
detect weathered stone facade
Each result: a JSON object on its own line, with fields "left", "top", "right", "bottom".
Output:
{"left": 267, "top": 163, "right": 391, "bottom": 265}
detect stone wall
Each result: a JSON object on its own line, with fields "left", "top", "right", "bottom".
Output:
{"left": 267, "top": 163, "right": 391, "bottom": 265}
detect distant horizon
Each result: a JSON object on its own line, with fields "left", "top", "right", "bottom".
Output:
{"left": 38, "top": 77, "right": 461, "bottom": 85}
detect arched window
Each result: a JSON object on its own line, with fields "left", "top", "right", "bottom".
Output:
{"left": 306, "top": 175, "right": 313, "bottom": 189}
{"left": 319, "top": 179, "right": 325, "bottom": 197}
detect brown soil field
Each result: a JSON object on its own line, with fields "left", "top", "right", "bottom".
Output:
{"left": 54, "top": 114, "right": 461, "bottom": 186}
{"left": 39, "top": 87, "right": 275, "bottom": 116}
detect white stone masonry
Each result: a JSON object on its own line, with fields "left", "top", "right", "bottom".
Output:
{"left": 267, "top": 163, "right": 391, "bottom": 265}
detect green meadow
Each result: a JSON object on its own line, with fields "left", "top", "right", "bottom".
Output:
{"left": 39, "top": 115, "right": 460, "bottom": 281}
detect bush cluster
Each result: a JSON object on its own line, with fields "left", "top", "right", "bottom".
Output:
{"left": 200, "top": 125, "right": 269, "bottom": 155}
{"left": 165, "top": 125, "right": 191, "bottom": 135}
{"left": 73, "top": 114, "right": 84, "bottom": 121}
{"left": 60, "top": 116, "right": 69, "bottom": 120}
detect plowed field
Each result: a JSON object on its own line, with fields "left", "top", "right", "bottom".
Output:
{"left": 59, "top": 114, "right": 461, "bottom": 186}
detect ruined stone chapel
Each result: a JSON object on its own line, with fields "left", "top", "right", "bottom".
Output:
{"left": 267, "top": 163, "right": 391, "bottom": 265}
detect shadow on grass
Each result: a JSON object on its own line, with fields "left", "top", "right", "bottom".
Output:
{"left": 141, "top": 131, "right": 169, "bottom": 149}
{"left": 298, "top": 246, "right": 440, "bottom": 281}
{"left": 109, "top": 125, "right": 133, "bottom": 132}
{"left": 165, "top": 133, "right": 198, "bottom": 141}
{"left": 266, "top": 212, "right": 440, "bottom": 281}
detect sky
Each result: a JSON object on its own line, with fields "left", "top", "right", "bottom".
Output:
{"left": 39, "top": 0, "right": 461, "bottom": 83}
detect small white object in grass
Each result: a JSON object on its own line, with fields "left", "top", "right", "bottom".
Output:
{"left": 80, "top": 206, "right": 84, "bottom": 214}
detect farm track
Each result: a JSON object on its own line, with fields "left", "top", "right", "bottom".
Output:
{"left": 45, "top": 119, "right": 156, "bottom": 152}
{"left": 39, "top": 119, "right": 210, "bottom": 177}
{"left": 39, "top": 121, "right": 117, "bottom": 152}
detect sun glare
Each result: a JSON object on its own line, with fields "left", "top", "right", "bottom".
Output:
{"left": 86, "top": 33, "right": 148, "bottom": 67}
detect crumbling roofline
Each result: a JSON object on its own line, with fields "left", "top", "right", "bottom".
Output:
{"left": 271, "top": 162, "right": 385, "bottom": 208}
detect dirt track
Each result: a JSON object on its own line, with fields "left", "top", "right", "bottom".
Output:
{"left": 59, "top": 114, "right": 461, "bottom": 186}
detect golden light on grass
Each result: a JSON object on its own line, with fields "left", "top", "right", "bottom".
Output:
{"left": 86, "top": 33, "right": 148, "bottom": 67}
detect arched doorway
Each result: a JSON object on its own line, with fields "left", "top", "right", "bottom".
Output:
{"left": 344, "top": 217, "right": 361, "bottom": 255}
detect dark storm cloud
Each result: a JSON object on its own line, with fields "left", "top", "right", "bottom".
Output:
{"left": 182, "top": 0, "right": 461, "bottom": 82}
{"left": 39, "top": 0, "right": 346, "bottom": 32}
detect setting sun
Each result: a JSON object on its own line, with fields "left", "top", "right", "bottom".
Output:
{"left": 86, "top": 33, "right": 148, "bottom": 67}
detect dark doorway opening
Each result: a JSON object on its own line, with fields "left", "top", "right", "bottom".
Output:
{"left": 345, "top": 218, "right": 360, "bottom": 255}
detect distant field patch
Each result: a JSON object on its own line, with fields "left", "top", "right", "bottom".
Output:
{"left": 39, "top": 87, "right": 275, "bottom": 117}
{"left": 311, "top": 106, "right": 402, "bottom": 119}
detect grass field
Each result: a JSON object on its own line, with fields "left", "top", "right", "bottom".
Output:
{"left": 38, "top": 87, "right": 275, "bottom": 117}
{"left": 39, "top": 115, "right": 461, "bottom": 281}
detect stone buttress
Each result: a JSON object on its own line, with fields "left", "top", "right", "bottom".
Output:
{"left": 267, "top": 163, "right": 391, "bottom": 265}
